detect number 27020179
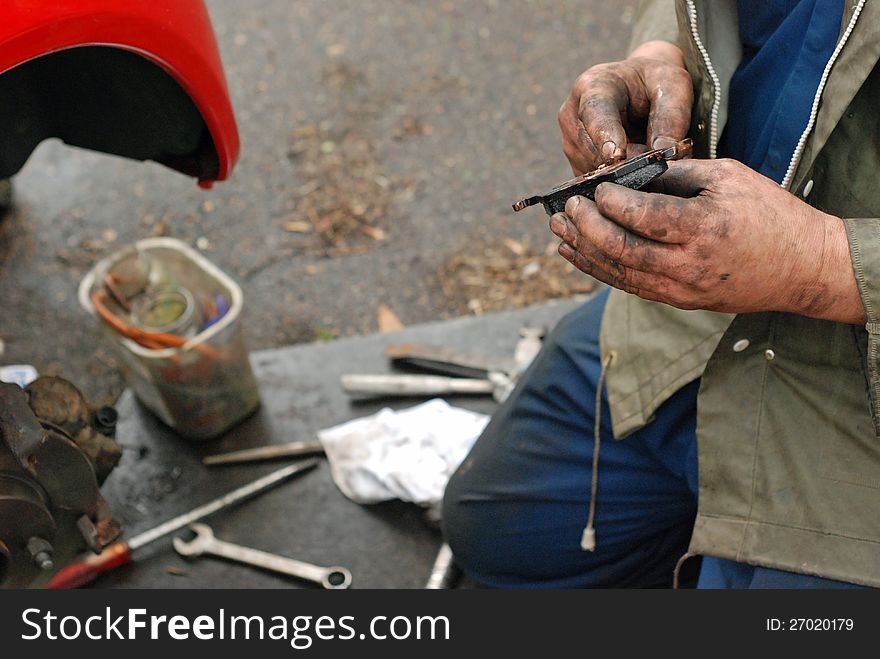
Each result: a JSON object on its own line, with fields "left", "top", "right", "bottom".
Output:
{"left": 766, "top": 618, "right": 854, "bottom": 631}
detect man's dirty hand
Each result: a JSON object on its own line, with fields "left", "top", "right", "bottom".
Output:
{"left": 558, "top": 40, "right": 693, "bottom": 176}
{"left": 549, "top": 158, "right": 865, "bottom": 324}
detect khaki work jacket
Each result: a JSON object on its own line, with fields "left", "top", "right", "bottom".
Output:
{"left": 602, "top": 0, "right": 880, "bottom": 585}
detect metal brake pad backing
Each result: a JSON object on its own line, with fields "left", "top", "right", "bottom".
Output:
{"left": 513, "top": 138, "right": 693, "bottom": 216}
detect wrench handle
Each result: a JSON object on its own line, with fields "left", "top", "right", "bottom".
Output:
{"left": 209, "top": 540, "right": 351, "bottom": 589}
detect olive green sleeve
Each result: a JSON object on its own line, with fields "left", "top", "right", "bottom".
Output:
{"left": 629, "top": 0, "right": 681, "bottom": 52}
{"left": 842, "top": 217, "right": 880, "bottom": 436}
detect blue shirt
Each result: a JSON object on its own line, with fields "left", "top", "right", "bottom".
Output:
{"left": 716, "top": 0, "right": 844, "bottom": 184}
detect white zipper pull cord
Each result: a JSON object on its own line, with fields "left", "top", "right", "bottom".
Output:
{"left": 581, "top": 351, "right": 616, "bottom": 551}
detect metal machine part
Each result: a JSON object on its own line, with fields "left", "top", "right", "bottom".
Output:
{"left": 513, "top": 138, "right": 693, "bottom": 215}
{"left": 47, "top": 458, "right": 319, "bottom": 589}
{"left": 0, "top": 377, "right": 122, "bottom": 587}
{"left": 174, "top": 523, "right": 353, "bottom": 590}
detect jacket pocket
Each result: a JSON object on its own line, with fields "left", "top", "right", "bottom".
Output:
{"left": 818, "top": 328, "right": 880, "bottom": 489}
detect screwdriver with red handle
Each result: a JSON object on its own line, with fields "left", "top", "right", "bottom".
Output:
{"left": 46, "top": 458, "right": 320, "bottom": 589}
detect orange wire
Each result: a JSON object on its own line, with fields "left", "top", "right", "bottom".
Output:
{"left": 90, "top": 291, "right": 219, "bottom": 358}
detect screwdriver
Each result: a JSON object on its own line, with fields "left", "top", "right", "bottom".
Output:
{"left": 202, "top": 440, "right": 324, "bottom": 466}
{"left": 46, "top": 458, "right": 320, "bottom": 589}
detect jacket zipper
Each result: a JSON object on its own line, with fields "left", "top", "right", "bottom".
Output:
{"left": 780, "top": 0, "right": 866, "bottom": 189}
{"left": 686, "top": 0, "right": 866, "bottom": 184}
{"left": 685, "top": 0, "right": 722, "bottom": 158}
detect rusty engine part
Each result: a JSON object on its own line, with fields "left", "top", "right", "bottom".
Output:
{"left": 513, "top": 138, "right": 693, "bottom": 215}
{"left": 0, "top": 376, "right": 122, "bottom": 587}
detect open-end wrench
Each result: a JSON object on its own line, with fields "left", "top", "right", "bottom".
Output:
{"left": 173, "top": 523, "right": 352, "bottom": 589}
{"left": 47, "top": 459, "right": 320, "bottom": 589}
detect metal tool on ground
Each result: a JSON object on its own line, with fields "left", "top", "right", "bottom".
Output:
{"left": 45, "top": 459, "right": 320, "bottom": 589}
{"left": 203, "top": 440, "right": 324, "bottom": 466}
{"left": 174, "top": 523, "right": 352, "bottom": 590}
{"left": 342, "top": 326, "right": 547, "bottom": 404}
{"left": 341, "top": 374, "right": 501, "bottom": 398}
{"left": 385, "top": 343, "right": 515, "bottom": 380}
{"left": 425, "top": 543, "right": 460, "bottom": 589}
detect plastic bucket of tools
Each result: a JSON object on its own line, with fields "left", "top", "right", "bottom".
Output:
{"left": 78, "top": 237, "right": 260, "bottom": 440}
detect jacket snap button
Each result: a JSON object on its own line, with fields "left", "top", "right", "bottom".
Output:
{"left": 733, "top": 339, "right": 750, "bottom": 352}
{"left": 764, "top": 349, "right": 776, "bottom": 361}
{"left": 696, "top": 120, "right": 706, "bottom": 135}
{"left": 802, "top": 179, "right": 814, "bottom": 198}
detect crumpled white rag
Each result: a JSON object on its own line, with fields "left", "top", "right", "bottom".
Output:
{"left": 317, "top": 399, "right": 489, "bottom": 505}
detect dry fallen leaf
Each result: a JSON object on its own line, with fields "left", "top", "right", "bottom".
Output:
{"left": 291, "top": 124, "right": 320, "bottom": 139}
{"left": 284, "top": 221, "right": 313, "bottom": 233}
{"left": 362, "top": 226, "right": 387, "bottom": 241}
{"left": 325, "top": 43, "right": 346, "bottom": 57}
{"left": 503, "top": 238, "right": 527, "bottom": 256}
{"left": 377, "top": 303, "right": 404, "bottom": 332}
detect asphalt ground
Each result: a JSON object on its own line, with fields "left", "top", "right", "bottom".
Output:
{"left": 0, "top": 0, "right": 637, "bottom": 405}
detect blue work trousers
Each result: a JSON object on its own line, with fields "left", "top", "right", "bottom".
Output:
{"left": 442, "top": 290, "right": 859, "bottom": 589}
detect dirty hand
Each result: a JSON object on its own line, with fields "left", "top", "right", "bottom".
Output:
{"left": 549, "top": 158, "right": 865, "bottom": 323}
{"left": 558, "top": 40, "right": 693, "bottom": 175}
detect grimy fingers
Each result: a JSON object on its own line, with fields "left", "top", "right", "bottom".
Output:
{"left": 593, "top": 182, "right": 698, "bottom": 244}
{"left": 577, "top": 71, "right": 631, "bottom": 162}
{"left": 561, "top": 58, "right": 692, "bottom": 175}
{"left": 576, "top": 59, "right": 691, "bottom": 164}
{"left": 560, "top": 195, "right": 676, "bottom": 274}
{"left": 559, "top": 98, "right": 599, "bottom": 175}
{"left": 648, "top": 159, "right": 719, "bottom": 198}
{"left": 557, "top": 241, "right": 680, "bottom": 303}
{"left": 642, "top": 61, "right": 694, "bottom": 149}
{"left": 558, "top": 240, "right": 649, "bottom": 297}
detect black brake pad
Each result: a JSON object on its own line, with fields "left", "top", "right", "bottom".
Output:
{"left": 513, "top": 138, "right": 692, "bottom": 216}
